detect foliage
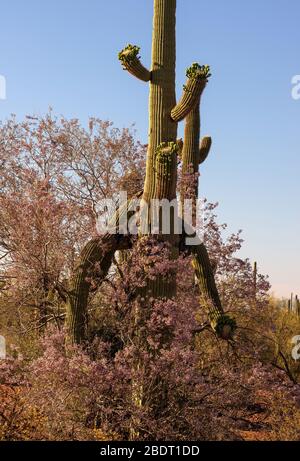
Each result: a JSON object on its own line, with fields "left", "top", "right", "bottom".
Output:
{"left": 0, "top": 113, "right": 299, "bottom": 440}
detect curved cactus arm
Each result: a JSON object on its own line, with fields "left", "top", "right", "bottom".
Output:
{"left": 192, "top": 243, "right": 236, "bottom": 339}
{"left": 192, "top": 244, "right": 223, "bottom": 329}
{"left": 118, "top": 44, "right": 151, "bottom": 82}
{"left": 66, "top": 233, "right": 126, "bottom": 344}
{"left": 66, "top": 193, "right": 142, "bottom": 344}
{"left": 179, "top": 221, "right": 236, "bottom": 340}
{"left": 171, "top": 63, "right": 211, "bottom": 122}
{"left": 199, "top": 136, "right": 212, "bottom": 165}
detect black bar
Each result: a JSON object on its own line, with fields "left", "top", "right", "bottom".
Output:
{"left": 0, "top": 441, "right": 298, "bottom": 458}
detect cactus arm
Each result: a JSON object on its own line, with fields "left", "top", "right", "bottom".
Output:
{"left": 199, "top": 136, "right": 212, "bottom": 165}
{"left": 179, "top": 219, "right": 236, "bottom": 340}
{"left": 66, "top": 192, "right": 142, "bottom": 344}
{"left": 154, "top": 141, "right": 179, "bottom": 200}
{"left": 171, "top": 63, "right": 211, "bottom": 122}
{"left": 171, "top": 79, "right": 205, "bottom": 122}
{"left": 66, "top": 233, "right": 122, "bottom": 344}
{"left": 118, "top": 44, "right": 151, "bottom": 82}
{"left": 192, "top": 243, "right": 222, "bottom": 316}
{"left": 192, "top": 243, "right": 236, "bottom": 339}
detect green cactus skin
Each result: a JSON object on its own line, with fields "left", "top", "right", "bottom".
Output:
{"left": 143, "top": 0, "right": 177, "bottom": 203}
{"left": 199, "top": 136, "right": 212, "bottom": 165}
{"left": 181, "top": 103, "right": 201, "bottom": 175}
{"left": 154, "top": 141, "right": 179, "bottom": 199}
{"left": 118, "top": 44, "right": 151, "bottom": 82}
{"left": 171, "top": 64, "right": 210, "bottom": 122}
{"left": 66, "top": 193, "right": 142, "bottom": 344}
{"left": 66, "top": 234, "right": 120, "bottom": 344}
{"left": 191, "top": 243, "right": 223, "bottom": 319}
{"left": 64, "top": 0, "right": 235, "bottom": 438}
{"left": 127, "top": 2, "right": 179, "bottom": 436}
{"left": 191, "top": 244, "right": 235, "bottom": 339}
{"left": 179, "top": 69, "right": 235, "bottom": 339}
{"left": 181, "top": 106, "right": 211, "bottom": 174}
{"left": 68, "top": 0, "right": 232, "bottom": 351}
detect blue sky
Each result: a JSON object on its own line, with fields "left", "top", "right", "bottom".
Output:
{"left": 0, "top": 0, "right": 299, "bottom": 297}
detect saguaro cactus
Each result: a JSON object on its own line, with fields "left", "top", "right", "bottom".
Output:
{"left": 64, "top": 0, "right": 236, "bottom": 439}
{"left": 66, "top": 0, "right": 235, "bottom": 344}
{"left": 296, "top": 295, "right": 300, "bottom": 317}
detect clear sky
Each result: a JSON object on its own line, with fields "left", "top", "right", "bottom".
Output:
{"left": 0, "top": 0, "right": 299, "bottom": 298}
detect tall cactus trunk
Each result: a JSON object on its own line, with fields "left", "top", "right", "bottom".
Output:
{"left": 143, "top": 0, "right": 177, "bottom": 203}
{"left": 143, "top": 0, "right": 178, "bottom": 287}
{"left": 130, "top": 0, "right": 178, "bottom": 439}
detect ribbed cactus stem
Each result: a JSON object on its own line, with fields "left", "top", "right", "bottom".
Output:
{"left": 171, "top": 78, "right": 205, "bottom": 122}
{"left": 154, "top": 141, "right": 179, "bottom": 199}
{"left": 66, "top": 194, "right": 141, "bottom": 344}
{"left": 181, "top": 105, "right": 211, "bottom": 185}
{"left": 118, "top": 44, "right": 151, "bottom": 82}
{"left": 180, "top": 95, "right": 210, "bottom": 227}
{"left": 192, "top": 244, "right": 222, "bottom": 314}
{"left": 182, "top": 102, "right": 201, "bottom": 174}
{"left": 171, "top": 63, "right": 210, "bottom": 122}
{"left": 192, "top": 243, "right": 236, "bottom": 339}
{"left": 178, "top": 63, "right": 234, "bottom": 339}
{"left": 143, "top": 0, "right": 177, "bottom": 202}
{"left": 199, "top": 136, "right": 212, "bottom": 164}
{"left": 66, "top": 234, "right": 120, "bottom": 344}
